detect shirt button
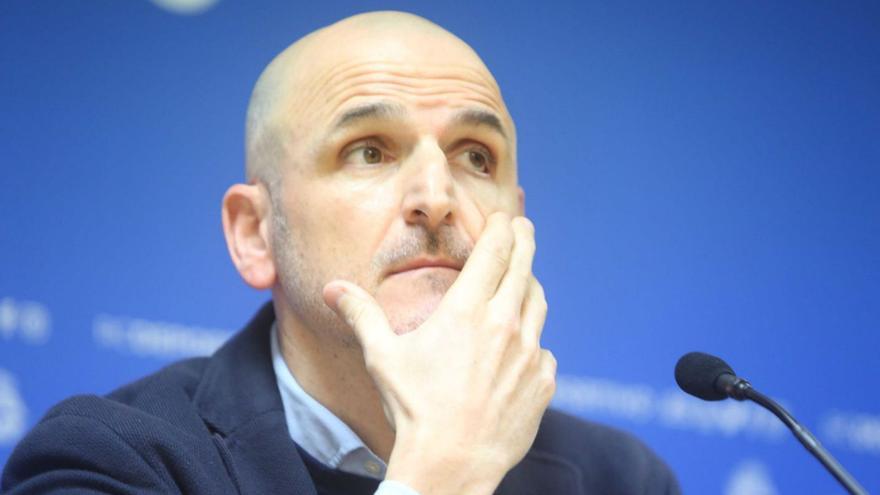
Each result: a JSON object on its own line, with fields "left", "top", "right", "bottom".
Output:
{"left": 364, "top": 459, "right": 382, "bottom": 476}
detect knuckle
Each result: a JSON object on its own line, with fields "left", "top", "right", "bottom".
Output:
{"left": 542, "top": 349, "right": 558, "bottom": 371}
{"left": 443, "top": 304, "right": 469, "bottom": 322}
{"left": 532, "top": 279, "right": 546, "bottom": 299}
{"left": 519, "top": 339, "right": 538, "bottom": 357}
{"left": 543, "top": 374, "right": 557, "bottom": 398}
{"left": 347, "top": 301, "right": 368, "bottom": 327}
{"left": 494, "top": 314, "right": 519, "bottom": 336}
{"left": 535, "top": 286, "right": 547, "bottom": 309}
{"left": 532, "top": 282, "right": 548, "bottom": 311}
{"left": 537, "top": 296, "right": 548, "bottom": 315}
{"left": 486, "top": 242, "right": 511, "bottom": 269}
{"left": 539, "top": 355, "right": 557, "bottom": 394}
{"left": 362, "top": 344, "right": 388, "bottom": 371}
{"left": 362, "top": 353, "right": 380, "bottom": 373}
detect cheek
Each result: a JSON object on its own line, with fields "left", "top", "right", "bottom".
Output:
{"left": 289, "top": 178, "right": 399, "bottom": 270}
{"left": 454, "top": 180, "right": 520, "bottom": 241}
{"left": 334, "top": 179, "right": 399, "bottom": 245}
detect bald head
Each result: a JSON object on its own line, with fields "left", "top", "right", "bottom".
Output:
{"left": 225, "top": 11, "right": 523, "bottom": 351}
{"left": 244, "top": 11, "right": 511, "bottom": 185}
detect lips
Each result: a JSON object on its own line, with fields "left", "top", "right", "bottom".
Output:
{"left": 387, "top": 258, "right": 464, "bottom": 276}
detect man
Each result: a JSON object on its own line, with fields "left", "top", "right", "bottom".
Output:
{"left": 3, "top": 11, "right": 679, "bottom": 494}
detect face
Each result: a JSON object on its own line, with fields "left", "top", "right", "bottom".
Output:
{"left": 268, "top": 27, "right": 521, "bottom": 341}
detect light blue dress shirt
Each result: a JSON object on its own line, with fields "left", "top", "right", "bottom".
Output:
{"left": 271, "top": 324, "right": 420, "bottom": 495}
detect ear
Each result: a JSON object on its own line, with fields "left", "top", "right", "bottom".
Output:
{"left": 222, "top": 183, "right": 276, "bottom": 290}
{"left": 517, "top": 186, "right": 526, "bottom": 216}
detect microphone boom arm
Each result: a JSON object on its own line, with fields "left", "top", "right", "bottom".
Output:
{"left": 717, "top": 373, "right": 868, "bottom": 495}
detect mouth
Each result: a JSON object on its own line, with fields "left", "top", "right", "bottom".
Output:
{"left": 387, "top": 257, "right": 464, "bottom": 276}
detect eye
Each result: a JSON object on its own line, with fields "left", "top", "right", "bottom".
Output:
{"left": 342, "top": 142, "right": 387, "bottom": 167}
{"left": 457, "top": 146, "right": 494, "bottom": 176}
{"left": 361, "top": 146, "right": 383, "bottom": 164}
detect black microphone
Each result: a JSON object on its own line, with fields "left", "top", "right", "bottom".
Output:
{"left": 675, "top": 352, "right": 868, "bottom": 495}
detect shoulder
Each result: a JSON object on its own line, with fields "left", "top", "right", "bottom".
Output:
{"left": 528, "top": 408, "right": 680, "bottom": 494}
{"left": 44, "top": 356, "right": 212, "bottom": 431}
{"left": 33, "top": 355, "right": 211, "bottom": 435}
{"left": 1, "top": 358, "right": 232, "bottom": 493}
{"left": 105, "top": 356, "right": 209, "bottom": 410}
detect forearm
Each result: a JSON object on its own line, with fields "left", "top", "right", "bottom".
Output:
{"left": 384, "top": 431, "right": 506, "bottom": 495}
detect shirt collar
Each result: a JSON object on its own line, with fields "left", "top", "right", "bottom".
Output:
{"left": 271, "top": 322, "right": 387, "bottom": 479}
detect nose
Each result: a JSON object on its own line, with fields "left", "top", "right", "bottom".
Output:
{"left": 401, "top": 143, "right": 456, "bottom": 230}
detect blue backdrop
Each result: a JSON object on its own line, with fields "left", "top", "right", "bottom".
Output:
{"left": 1, "top": 1, "right": 878, "bottom": 493}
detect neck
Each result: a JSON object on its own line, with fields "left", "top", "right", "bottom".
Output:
{"left": 273, "top": 299, "right": 396, "bottom": 461}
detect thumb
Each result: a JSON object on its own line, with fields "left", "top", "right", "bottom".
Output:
{"left": 323, "top": 280, "right": 393, "bottom": 352}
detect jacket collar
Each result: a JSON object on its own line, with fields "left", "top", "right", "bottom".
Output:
{"left": 497, "top": 449, "right": 583, "bottom": 495}
{"left": 194, "top": 301, "right": 279, "bottom": 435}
{"left": 191, "top": 301, "right": 579, "bottom": 495}
{"left": 193, "top": 301, "right": 317, "bottom": 495}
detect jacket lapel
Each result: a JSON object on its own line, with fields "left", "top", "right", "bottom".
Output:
{"left": 495, "top": 448, "right": 583, "bottom": 495}
{"left": 191, "top": 302, "right": 580, "bottom": 495}
{"left": 193, "top": 302, "right": 317, "bottom": 495}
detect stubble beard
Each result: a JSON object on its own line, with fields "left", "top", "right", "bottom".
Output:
{"left": 269, "top": 193, "right": 361, "bottom": 348}
{"left": 269, "top": 192, "right": 472, "bottom": 345}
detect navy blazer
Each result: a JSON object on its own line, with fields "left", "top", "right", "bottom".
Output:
{"left": 3, "top": 303, "right": 680, "bottom": 494}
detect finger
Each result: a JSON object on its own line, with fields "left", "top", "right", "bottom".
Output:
{"left": 493, "top": 216, "right": 536, "bottom": 312}
{"left": 444, "top": 212, "right": 514, "bottom": 304}
{"left": 520, "top": 277, "right": 548, "bottom": 347}
{"left": 539, "top": 349, "right": 558, "bottom": 401}
{"left": 323, "top": 280, "right": 393, "bottom": 352}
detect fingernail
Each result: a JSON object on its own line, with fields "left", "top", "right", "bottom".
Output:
{"left": 323, "top": 283, "right": 349, "bottom": 309}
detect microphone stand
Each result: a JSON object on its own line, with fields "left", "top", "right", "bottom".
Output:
{"left": 719, "top": 375, "right": 868, "bottom": 495}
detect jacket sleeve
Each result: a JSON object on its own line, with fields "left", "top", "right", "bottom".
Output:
{"left": 2, "top": 412, "right": 170, "bottom": 494}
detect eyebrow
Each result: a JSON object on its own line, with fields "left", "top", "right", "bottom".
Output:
{"left": 332, "top": 102, "right": 407, "bottom": 131}
{"left": 452, "top": 108, "right": 507, "bottom": 140}
{"left": 331, "top": 102, "right": 508, "bottom": 140}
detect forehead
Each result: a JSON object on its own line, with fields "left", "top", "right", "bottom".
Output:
{"left": 280, "top": 29, "right": 513, "bottom": 137}
{"left": 322, "top": 60, "right": 500, "bottom": 108}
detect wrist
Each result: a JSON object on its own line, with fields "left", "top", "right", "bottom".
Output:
{"left": 386, "top": 434, "right": 504, "bottom": 495}
{"left": 385, "top": 467, "right": 500, "bottom": 495}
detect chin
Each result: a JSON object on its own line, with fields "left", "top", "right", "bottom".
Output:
{"left": 376, "top": 271, "right": 456, "bottom": 335}
{"left": 382, "top": 292, "right": 445, "bottom": 335}
{"left": 391, "top": 320, "right": 424, "bottom": 335}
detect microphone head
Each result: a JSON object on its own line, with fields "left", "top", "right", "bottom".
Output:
{"left": 675, "top": 351, "right": 736, "bottom": 401}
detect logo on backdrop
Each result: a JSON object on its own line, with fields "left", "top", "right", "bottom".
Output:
{"left": 821, "top": 411, "right": 880, "bottom": 455}
{"left": 150, "top": 0, "right": 220, "bottom": 15}
{"left": 554, "top": 374, "right": 880, "bottom": 458}
{"left": 93, "top": 313, "right": 232, "bottom": 359}
{"left": 723, "top": 459, "right": 778, "bottom": 495}
{"left": 0, "top": 297, "right": 51, "bottom": 346}
{"left": 0, "top": 369, "right": 27, "bottom": 446}
{"left": 552, "top": 374, "right": 787, "bottom": 440}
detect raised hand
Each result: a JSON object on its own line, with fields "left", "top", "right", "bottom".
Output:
{"left": 324, "top": 213, "right": 555, "bottom": 495}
